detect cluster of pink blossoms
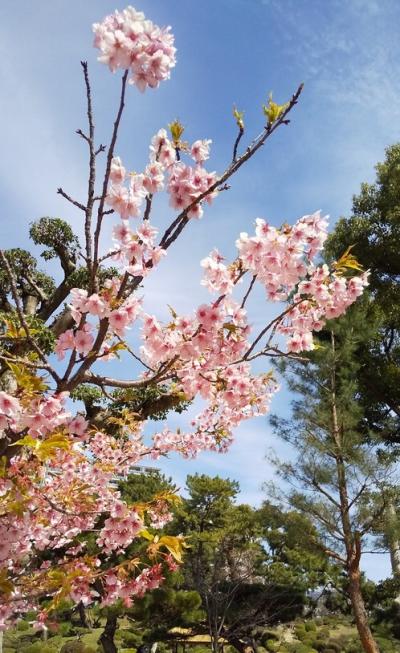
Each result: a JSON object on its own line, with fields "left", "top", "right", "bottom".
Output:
{"left": 97, "top": 502, "right": 143, "bottom": 554}
{"left": 55, "top": 281, "right": 143, "bottom": 360}
{"left": 0, "top": 398, "right": 176, "bottom": 623}
{"left": 93, "top": 6, "right": 176, "bottom": 91}
{"left": 106, "top": 130, "right": 217, "bottom": 221}
{"left": 100, "top": 564, "right": 164, "bottom": 607}
{"left": 0, "top": 390, "right": 81, "bottom": 437}
{"left": 89, "top": 430, "right": 146, "bottom": 474}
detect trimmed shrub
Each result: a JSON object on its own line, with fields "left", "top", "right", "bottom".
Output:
{"left": 60, "top": 641, "right": 86, "bottom": 653}
{"left": 16, "top": 622, "right": 30, "bottom": 632}
{"left": 265, "top": 641, "right": 280, "bottom": 653}
{"left": 305, "top": 622, "right": 317, "bottom": 633}
{"left": 260, "top": 630, "right": 279, "bottom": 646}
{"left": 22, "top": 644, "right": 57, "bottom": 653}
{"left": 119, "top": 631, "right": 143, "bottom": 648}
{"left": 58, "top": 623, "right": 78, "bottom": 637}
{"left": 322, "top": 642, "right": 341, "bottom": 653}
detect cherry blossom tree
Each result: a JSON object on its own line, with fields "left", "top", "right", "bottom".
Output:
{"left": 0, "top": 5, "right": 369, "bottom": 629}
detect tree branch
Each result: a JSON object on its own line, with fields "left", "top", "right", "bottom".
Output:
{"left": 57, "top": 187, "right": 86, "bottom": 212}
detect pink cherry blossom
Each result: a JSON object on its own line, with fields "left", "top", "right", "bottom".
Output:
{"left": 93, "top": 7, "right": 176, "bottom": 91}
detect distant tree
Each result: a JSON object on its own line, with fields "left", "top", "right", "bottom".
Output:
{"left": 174, "top": 475, "right": 309, "bottom": 653}
{"left": 270, "top": 308, "right": 397, "bottom": 653}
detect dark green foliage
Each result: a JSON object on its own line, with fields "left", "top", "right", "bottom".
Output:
{"left": 60, "top": 641, "right": 86, "bottom": 653}
{"left": 119, "top": 470, "right": 175, "bottom": 504}
{"left": 16, "top": 622, "right": 30, "bottom": 632}
{"left": 118, "top": 631, "right": 143, "bottom": 648}
{"left": 0, "top": 248, "right": 55, "bottom": 306}
{"left": 22, "top": 643, "right": 58, "bottom": 653}
{"left": 130, "top": 587, "right": 203, "bottom": 640}
{"left": 30, "top": 218, "right": 79, "bottom": 270}
{"left": 326, "top": 143, "right": 400, "bottom": 445}
{"left": 0, "top": 311, "right": 55, "bottom": 354}
{"left": 110, "top": 384, "right": 190, "bottom": 421}
{"left": 58, "top": 622, "right": 78, "bottom": 637}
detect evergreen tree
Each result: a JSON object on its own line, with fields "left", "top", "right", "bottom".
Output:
{"left": 270, "top": 307, "right": 397, "bottom": 653}
{"left": 326, "top": 144, "right": 400, "bottom": 442}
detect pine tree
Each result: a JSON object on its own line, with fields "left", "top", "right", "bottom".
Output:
{"left": 270, "top": 306, "right": 397, "bottom": 653}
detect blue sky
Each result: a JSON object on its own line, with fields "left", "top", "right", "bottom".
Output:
{"left": 1, "top": 0, "right": 400, "bottom": 579}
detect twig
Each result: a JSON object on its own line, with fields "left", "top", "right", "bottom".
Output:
{"left": 240, "top": 274, "right": 257, "bottom": 309}
{"left": 92, "top": 69, "right": 129, "bottom": 282}
{"left": 57, "top": 188, "right": 86, "bottom": 212}
{"left": 116, "top": 335, "right": 154, "bottom": 372}
{"left": 159, "top": 83, "right": 304, "bottom": 251}
{"left": 232, "top": 124, "right": 244, "bottom": 163}
{"left": 143, "top": 195, "right": 153, "bottom": 221}
{"left": 242, "top": 298, "right": 305, "bottom": 361}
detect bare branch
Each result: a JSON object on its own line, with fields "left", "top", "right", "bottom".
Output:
{"left": 240, "top": 274, "right": 257, "bottom": 309}
{"left": 57, "top": 187, "right": 86, "bottom": 212}
{"left": 80, "top": 61, "right": 96, "bottom": 271}
{"left": 92, "top": 69, "right": 129, "bottom": 281}
{"left": 232, "top": 124, "right": 244, "bottom": 163}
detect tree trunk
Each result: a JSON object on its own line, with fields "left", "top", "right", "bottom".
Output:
{"left": 329, "top": 331, "right": 380, "bottom": 653}
{"left": 348, "top": 569, "right": 380, "bottom": 653}
{"left": 386, "top": 502, "right": 400, "bottom": 577}
{"left": 23, "top": 294, "right": 39, "bottom": 316}
{"left": 99, "top": 613, "right": 118, "bottom": 653}
{"left": 77, "top": 601, "right": 90, "bottom": 628}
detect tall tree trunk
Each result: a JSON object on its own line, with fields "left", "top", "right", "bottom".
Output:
{"left": 99, "top": 613, "right": 118, "bottom": 653}
{"left": 348, "top": 567, "right": 380, "bottom": 653}
{"left": 330, "top": 331, "right": 380, "bottom": 653}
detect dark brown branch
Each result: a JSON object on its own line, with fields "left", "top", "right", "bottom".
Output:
{"left": 80, "top": 61, "right": 95, "bottom": 272}
{"left": 242, "top": 298, "right": 306, "bottom": 361}
{"left": 159, "top": 83, "right": 304, "bottom": 251}
{"left": 92, "top": 69, "right": 129, "bottom": 282}
{"left": 143, "top": 195, "right": 153, "bottom": 221}
{"left": 95, "top": 144, "right": 106, "bottom": 156}
{"left": 240, "top": 274, "right": 257, "bottom": 309}
{"left": 232, "top": 124, "right": 244, "bottom": 163}
{"left": 57, "top": 187, "right": 86, "bottom": 212}
{"left": 22, "top": 272, "right": 48, "bottom": 302}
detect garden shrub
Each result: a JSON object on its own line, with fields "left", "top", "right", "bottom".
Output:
{"left": 22, "top": 644, "right": 57, "bottom": 653}
{"left": 375, "top": 636, "right": 399, "bottom": 653}
{"left": 322, "top": 642, "right": 341, "bottom": 653}
{"left": 16, "top": 622, "right": 30, "bottom": 632}
{"left": 302, "top": 637, "right": 317, "bottom": 646}
{"left": 305, "top": 621, "right": 317, "bottom": 632}
{"left": 58, "top": 623, "right": 78, "bottom": 637}
{"left": 119, "top": 631, "right": 143, "bottom": 648}
{"left": 265, "top": 640, "right": 280, "bottom": 653}
{"left": 343, "top": 644, "right": 361, "bottom": 653}
{"left": 260, "top": 630, "right": 279, "bottom": 647}
{"left": 60, "top": 640, "right": 86, "bottom": 653}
